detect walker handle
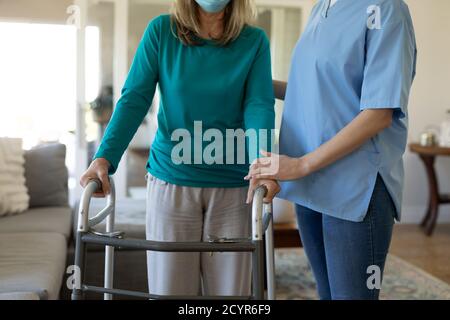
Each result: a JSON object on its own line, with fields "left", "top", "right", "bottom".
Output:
{"left": 252, "top": 186, "right": 268, "bottom": 241}
{"left": 77, "top": 177, "right": 116, "bottom": 232}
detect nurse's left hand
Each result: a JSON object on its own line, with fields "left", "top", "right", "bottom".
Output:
{"left": 245, "top": 150, "right": 310, "bottom": 181}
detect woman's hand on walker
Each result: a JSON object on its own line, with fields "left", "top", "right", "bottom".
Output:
{"left": 80, "top": 158, "right": 112, "bottom": 197}
{"left": 246, "top": 178, "right": 281, "bottom": 204}
{"left": 245, "top": 150, "right": 311, "bottom": 181}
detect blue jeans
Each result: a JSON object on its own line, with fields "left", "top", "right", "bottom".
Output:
{"left": 296, "top": 175, "right": 396, "bottom": 300}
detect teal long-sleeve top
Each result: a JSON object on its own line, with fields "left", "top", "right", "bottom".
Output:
{"left": 94, "top": 14, "right": 275, "bottom": 188}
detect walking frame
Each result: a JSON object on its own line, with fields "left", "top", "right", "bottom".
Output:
{"left": 71, "top": 177, "right": 276, "bottom": 300}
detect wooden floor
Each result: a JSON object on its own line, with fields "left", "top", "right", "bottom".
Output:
{"left": 390, "top": 223, "right": 450, "bottom": 284}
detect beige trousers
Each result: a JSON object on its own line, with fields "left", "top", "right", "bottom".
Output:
{"left": 145, "top": 174, "right": 252, "bottom": 296}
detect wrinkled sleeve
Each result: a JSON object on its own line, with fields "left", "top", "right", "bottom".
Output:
{"left": 94, "top": 17, "right": 160, "bottom": 174}
{"left": 243, "top": 31, "right": 276, "bottom": 163}
{"left": 360, "top": 1, "right": 417, "bottom": 119}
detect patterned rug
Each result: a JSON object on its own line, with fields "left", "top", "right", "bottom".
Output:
{"left": 275, "top": 248, "right": 450, "bottom": 300}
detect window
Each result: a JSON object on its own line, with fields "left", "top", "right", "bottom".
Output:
{"left": 0, "top": 22, "right": 100, "bottom": 184}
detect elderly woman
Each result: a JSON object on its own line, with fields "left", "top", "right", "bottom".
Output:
{"left": 80, "top": 0, "right": 278, "bottom": 297}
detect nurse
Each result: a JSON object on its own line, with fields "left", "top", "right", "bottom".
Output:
{"left": 246, "top": 0, "right": 417, "bottom": 299}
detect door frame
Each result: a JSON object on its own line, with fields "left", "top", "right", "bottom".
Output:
{"left": 74, "top": 0, "right": 129, "bottom": 200}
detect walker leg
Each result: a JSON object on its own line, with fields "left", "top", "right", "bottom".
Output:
{"left": 104, "top": 210, "right": 115, "bottom": 300}
{"left": 252, "top": 240, "right": 265, "bottom": 300}
{"left": 104, "top": 246, "right": 114, "bottom": 300}
{"left": 72, "top": 232, "right": 86, "bottom": 300}
{"left": 265, "top": 217, "right": 276, "bottom": 300}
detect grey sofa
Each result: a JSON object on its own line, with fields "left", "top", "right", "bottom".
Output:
{"left": 0, "top": 143, "right": 71, "bottom": 300}
{"left": 0, "top": 141, "right": 147, "bottom": 300}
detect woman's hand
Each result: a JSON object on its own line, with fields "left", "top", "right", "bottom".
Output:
{"left": 80, "top": 158, "right": 112, "bottom": 197}
{"left": 246, "top": 178, "right": 281, "bottom": 204}
{"left": 245, "top": 150, "right": 311, "bottom": 181}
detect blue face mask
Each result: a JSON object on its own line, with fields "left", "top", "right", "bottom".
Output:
{"left": 195, "top": 0, "right": 231, "bottom": 13}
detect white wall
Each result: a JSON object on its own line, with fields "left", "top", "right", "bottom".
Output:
{"left": 401, "top": 0, "right": 450, "bottom": 223}
{"left": 128, "top": 3, "right": 170, "bottom": 66}
{"left": 0, "top": 0, "right": 72, "bottom": 23}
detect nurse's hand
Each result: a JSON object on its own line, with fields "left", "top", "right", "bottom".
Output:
{"left": 246, "top": 178, "right": 280, "bottom": 204}
{"left": 245, "top": 150, "right": 310, "bottom": 181}
{"left": 80, "top": 158, "right": 112, "bottom": 197}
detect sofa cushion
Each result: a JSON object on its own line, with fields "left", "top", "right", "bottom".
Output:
{"left": 0, "top": 137, "right": 29, "bottom": 216}
{"left": 0, "top": 233, "right": 67, "bottom": 300}
{"left": 24, "top": 143, "right": 68, "bottom": 208}
{"left": 0, "top": 206, "right": 72, "bottom": 239}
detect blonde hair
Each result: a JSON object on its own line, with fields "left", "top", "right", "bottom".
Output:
{"left": 170, "top": 0, "right": 256, "bottom": 46}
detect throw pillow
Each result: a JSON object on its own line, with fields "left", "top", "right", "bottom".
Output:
{"left": 24, "top": 143, "right": 68, "bottom": 208}
{"left": 0, "top": 138, "right": 30, "bottom": 216}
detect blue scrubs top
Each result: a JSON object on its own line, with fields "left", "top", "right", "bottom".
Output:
{"left": 278, "top": 0, "right": 417, "bottom": 222}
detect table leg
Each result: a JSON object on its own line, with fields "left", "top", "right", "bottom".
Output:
{"left": 419, "top": 155, "right": 439, "bottom": 236}
{"left": 420, "top": 206, "right": 431, "bottom": 227}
